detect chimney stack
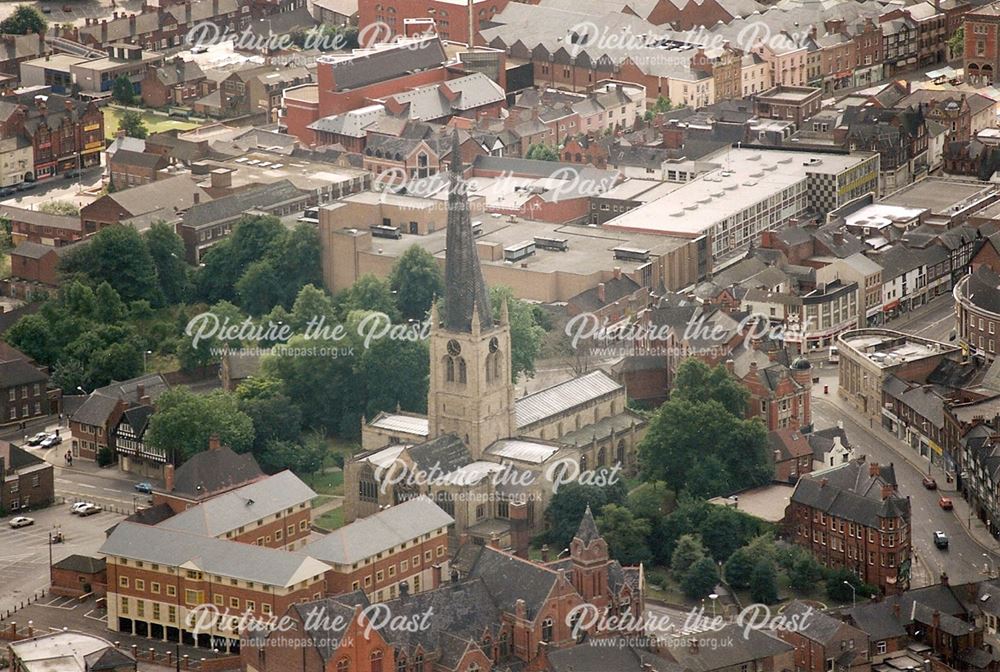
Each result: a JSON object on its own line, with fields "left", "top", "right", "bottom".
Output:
{"left": 208, "top": 434, "right": 220, "bottom": 450}
{"left": 164, "top": 463, "right": 175, "bottom": 492}
{"left": 597, "top": 282, "right": 606, "bottom": 303}
{"left": 869, "top": 462, "right": 880, "bottom": 477}
{"left": 193, "top": 192, "right": 200, "bottom": 205}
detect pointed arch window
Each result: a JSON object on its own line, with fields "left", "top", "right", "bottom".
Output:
{"left": 458, "top": 357, "right": 467, "bottom": 384}
{"left": 446, "top": 357, "right": 455, "bottom": 382}
{"left": 541, "top": 618, "right": 554, "bottom": 643}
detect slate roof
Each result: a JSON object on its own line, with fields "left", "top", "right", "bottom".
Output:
{"left": 966, "top": 264, "right": 1000, "bottom": 315}
{"left": 768, "top": 428, "right": 811, "bottom": 461}
{"left": 182, "top": 179, "right": 307, "bottom": 229}
{"left": 100, "top": 522, "right": 330, "bottom": 587}
{"left": 663, "top": 624, "right": 793, "bottom": 671}
{"left": 84, "top": 647, "right": 136, "bottom": 671}
{"left": 808, "top": 425, "right": 852, "bottom": 461}
{"left": 791, "top": 459, "right": 908, "bottom": 527}
{"left": 110, "top": 148, "right": 168, "bottom": 170}
{"left": 11, "top": 241, "right": 56, "bottom": 260}
{"left": 569, "top": 276, "right": 641, "bottom": 311}
{"left": 96, "top": 174, "right": 211, "bottom": 219}
{"left": 168, "top": 445, "right": 264, "bottom": 500}
{"left": 303, "top": 496, "right": 454, "bottom": 565}
{"left": 51, "top": 554, "right": 106, "bottom": 574}
{"left": 70, "top": 392, "right": 121, "bottom": 428}
{"left": 324, "top": 38, "right": 446, "bottom": 91}
{"left": 549, "top": 644, "right": 681, "bottom": 672}
{"left": 574, "top": 505, "right": 601, "bottom": 547}
{"left": 407, "top": 433, "right": 473, "bottom": 474}
{"left": 157, "top": 470, "right": 315, "bottom": 538}
{"left": 462, "top": 544, "right": 559, "bottom": 618}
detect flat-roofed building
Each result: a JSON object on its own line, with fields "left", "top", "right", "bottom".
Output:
{"left": 603, "top": 148, "right": 880, "bottom": 262}
{"left": 837, "top": 328, "right": 962, "bottom": 425}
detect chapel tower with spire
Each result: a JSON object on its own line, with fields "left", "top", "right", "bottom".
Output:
{"left": 427, "top": 131, "right": 516, "bottom": 457}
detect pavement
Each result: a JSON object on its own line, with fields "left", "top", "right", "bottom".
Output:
{"left": 0, "top": 165, "right": 105, "bottom": 212}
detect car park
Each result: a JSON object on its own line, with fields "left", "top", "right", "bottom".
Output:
{"left": 9, "top": 516, "right": 34, "bottom": 528}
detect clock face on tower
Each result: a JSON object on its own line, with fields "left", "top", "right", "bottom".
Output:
{"left": 489, "top": 337, "right": 499, "bottom": 353}
{"left": 447, "top": 339, "right": 462, "bottom": 356}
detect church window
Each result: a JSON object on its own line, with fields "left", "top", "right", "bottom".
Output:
{"left": 617, "top": 440, "right": 626, "bottom": 467}
{"left": 446, "top": 357, "right": 455, "bottom": 382}
{"left": 395, "top": 651, "right": 406, "bottom": 672}
{"left": 336, "top": 659, "right": 349, "bottom": 672}
{"left": 499, "top": 632, "right": 510, "bottom": 658}
{"left": 371, "top": 650, "right": 384, "bottom": 672}
{"left": 580, "top": 453, "right": 588, "bottom": 472}
{"left": 597, "top": 447, "right": 606, "bottom": 467}
{"left": 359, "top": 468, "right": 378, "bottom": 503}
{"left": 458, "top": 357, "right": 467, "bottom": 383}
{"left": 494, "top": 352, "right": 501, "bottom": 379}
{"left": 541, "top": 618, "right": 554, "bottom": 643}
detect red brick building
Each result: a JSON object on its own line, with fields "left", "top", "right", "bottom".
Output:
{"left": 303, "top": 496, "right": 453, "bottom": 601}
{"left": 50, "top": 555, "right": 107, "bottom": 598}
{"left": 775, "top": 600, "right": 870, "bottom": 672}
{"left": 0, "top": 439, "right": 53, "bottom": 512}
{"left": 739, "top": 357, "right": 813, "bottom": 432}
{"left": 154, "top": 440, "right": 265, "bottom": 513}
{"left": 244, "top": 508, "right": 644, "bottom": 672}
{"left": 4, "top": 204, "right": 84, "bottom": 247}
{"left": 769, "top": 428, "right": 815, "bottom": 482}
{"left": 787, "top": 458, "right": 912, "bottom": 594}
{"left": 358, "top": 0, "right": 510, "bottom": 46}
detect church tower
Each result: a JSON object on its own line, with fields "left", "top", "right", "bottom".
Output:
{"left": 427, "top": 131, "right": 516, "bottom": 457}
{"left": 569, "top": 505, "right": 612, "bottom": 605}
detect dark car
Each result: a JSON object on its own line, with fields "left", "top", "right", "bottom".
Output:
{"left": 0, "top": 187, "right": 16, "bottom": 198}
{"left": 934, "top": 531, "right": 949, "bottom": 549}
{"left": 16, "top": 181, "right": 36, "bottom": 191}
{"left": 134, "top": 482, "right": 153, "bottom": 494}
{"left": 922, "top": 475, "right": 937, "bottom": 490}
{"left": 63, "top": 170, "right": 80, "bottom": 179}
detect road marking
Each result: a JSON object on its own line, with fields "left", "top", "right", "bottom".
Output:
{"left": 77, "top": 483, "right": 96, "bottom": 489}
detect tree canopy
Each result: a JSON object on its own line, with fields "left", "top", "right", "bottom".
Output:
{"left": 118, "top": 109, "right": 148, "bottom": 139}
{"left": 0, "top": 5, "right": 46, "bottom": 35}
{"left": 145, "top": 388, "right": 255, "bottom": 463}
{"left": 389, "top": 245, "right": 443, "bottom": 321}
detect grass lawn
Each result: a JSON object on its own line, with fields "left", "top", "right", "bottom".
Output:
{"left": 103, "top": 107, "right": 203, "bottom": 140}
{"left": 307, "top": 469, "right": 344, "bottom": 496}
{"left": 315, "top": 507, "right": 344, "bottom": 530}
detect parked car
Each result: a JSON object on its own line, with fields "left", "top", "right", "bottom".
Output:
{"left": 0, "top": 187, "right": 16, "bottom": 198}
{"left": 76, "top": 504, "right": 102, "bottom": 516}
{"left": 62, "top": 169, "right": 79, "bottom": 179}
{"left": 933, "top": 531, "right": 949, "bottom": 549}
{"left": 190, "top": 45, "right": 209, "bottom": 54}
{"left": 70, "top": 501, "right": 94, "bottom": 514}
{"left": 922, "top": 475, "right": 938, "bottom": 490}
{"left": 17, "top": 181, "right": 37, "bottom": 191}
{"left": 26, "top": 432, "right": 50, "bottom": 446}
{"left": 134, "top": 482, "right": 153, "bottom": 494}
{"left": 40, "top": 434, "right": 62, "bottom": 448}
{"left": 9, "top": 516, "right": 34, "bottom": 528}
{"left": 939, "top": 496, "right": 954, "bottom": 510}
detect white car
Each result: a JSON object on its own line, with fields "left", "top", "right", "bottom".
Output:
{"left": 76, "top": 504, "right": 102, "bottom": 517}
{"left": 70, "top": 501, "right": 94, "bottom": 515}
{"left": 40, "top": 434, "right": 63, "bottom": 448}
{"left": 9, "top": 516, "right": 34, "bottom": 528}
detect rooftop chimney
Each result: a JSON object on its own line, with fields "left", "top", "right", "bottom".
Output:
{"left": 208, "top": 434, "right": 220, "bottom": 451}
{"left": 193, "top": 192, "right": 200, "bottom": 205}
{"left": 164, "top": 463, "right": 175, "bottom": 492}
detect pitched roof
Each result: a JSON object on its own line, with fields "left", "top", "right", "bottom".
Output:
{"left": 51, "top": 554, "right": 106, "bottom": 574}
{"left": 323, "top": 38, "right": 447, "bottom": 91}
{"left": 100, "top": 522, "right": 331, "bottom": 587}
{"left": 574, "top": 505, "right": 601, "bottom": 546}
{"left": 514, "top": 370, "right": 622, "bottom": 428}
{"left": 168, "top": 445, "right": 264, "bottom": 500}
{"left": 11, "top": 240, "right": 57, "bottom": 260}
{"left": 791, "top": 459, "right": 908, "bottom": 527}
{"left": 157, "top": 470, "right": 314, "bottom": 537}
{"left": 462, "top": 544, "right": 559, "bottom": 618}
{"left": 182, "top": 179, "right": 307, "bottom": 229}
{"left": 70, "top": 392, "right": 121, "bottom": 428}
{"left": 303, "top": 496, "right": 453, "bottom": 565}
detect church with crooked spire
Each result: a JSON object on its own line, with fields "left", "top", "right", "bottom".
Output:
{"left": 344, "top": 133, "right": 647, "bottom": 554}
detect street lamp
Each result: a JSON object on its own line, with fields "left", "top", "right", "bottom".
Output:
{"left": 843, "top": 580, "right": 856, "bottom": 608}
{"left": 708, "top": 592, "right": 718, "bottom": 618}
{"left": 142, "top": 350, "right": 153, "bottom": 374}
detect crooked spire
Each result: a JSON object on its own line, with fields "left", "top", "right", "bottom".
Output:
{"left": 443, "top": 129, "right": 493, "bottom": 332}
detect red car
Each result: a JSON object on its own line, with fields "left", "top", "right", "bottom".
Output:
{"left": 923, "top": 476, "right": 938, "bottom": 490}
{"left": 939, "top": 496, "right": 954, "bottom": 510}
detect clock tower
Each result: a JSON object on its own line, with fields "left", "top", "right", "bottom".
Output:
{"left": 427, "top": 131, "right": 516, "bottom": 457}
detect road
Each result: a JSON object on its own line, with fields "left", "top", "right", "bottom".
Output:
{"left": 883, "top": 294, "right": 956, "bottom": 343}
{"left": 810, "top": 364, "right": 1000, "bottom": 588}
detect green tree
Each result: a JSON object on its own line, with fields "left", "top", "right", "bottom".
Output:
{"left": 698, "top": 506, "right": 765, "bottom": 561}
{"left": 94, "top": 282, "right": 125, "bottom": 323}
{"left": 144, "top": 222, "right": 191, "bottom": 304}
{"left": 118, "top": 109, "right": 147, "bottom": 139}
{"left": 266, "top": 222, "right": 324, "bottom": 309}
{"left": 111, "top": 74, "right": 135, "bottom": 105}
{"left": 749, "top": 559, "right": 779, "bottom": 604}
{"left": 59, "top": 225, "right": 160, "bottom": 303}
{"left": 337, "top": 275, "right": 400, "bottom": 320}
{"left": 289, "top": 284, "right": 337, "bottom": 333}
{"left": 789, "top": 553, "right": 824, "bottom": 593}
{"left": 671, "top": 359, "right": 750, "bottom": 416}
{"left": 236, "top": 259, "right": 283, "bottom": 315}
{"left": 596, "top": 504, "right": 652, "bottom": 565}
{"left": 542, "top": 476, "right": 627, "bottom": 551}
{"left": 626, "top": 481, "right": 672, "bottom": 521}
{"left": 146, "top": 388, "right": 255, "bottom": 463}
{"left": 256, "top": 435, "right": 326, "bottom": 476}
{"left": 37, "top": 200, "right": 79, "bottom": 216}
{"left": 359, "top": 336, "right": 429, "bottom": 418}
{"left": 490, "top": 286, "right": 545, "bottom": 381}
{"left": 0, "top": 5, "right": 46, "bottom": 35}
{"left": 723, "top": 546, "right": 756, "bottom": 589}
{"left": 526, "top": 144, "right": 559, "bottom": 161}
{"left": 239, "top": 389, "right": 303, "bottom": 453}
{"left": 682, "top": 557, "right": 719, "bottom": 599}
{"left": 948, "top": 27, "right": 964, "bottom": 58}
{"left": 825, "top": 568, "right": 877, "bottom": 604}
{"left": 196, "top": 214, "right": 284, "bottom": 303}
{"left": 671, "top": 533, "right": 706, "bottom": 574}
{"left": 389, "top": 245, "right": 443, "bottom": 320}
